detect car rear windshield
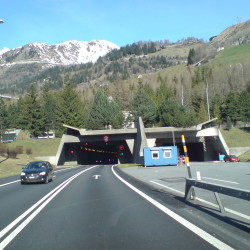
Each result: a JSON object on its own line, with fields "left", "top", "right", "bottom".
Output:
{"left": 25, "top": 162, "right": 47, "bottom": 169}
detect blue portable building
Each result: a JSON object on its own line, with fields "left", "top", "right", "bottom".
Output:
{"left": 143, "top": 146, "right": 178, "bottom": 167}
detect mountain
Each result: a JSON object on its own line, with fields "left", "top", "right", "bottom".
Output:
{"left": 0, "top": 40, "right": 119, "bottom": 93}
{"left": 0, "top": 21, "right": 249, "bottom": 97}
{"left": 0, "top": 47, "right": 10, "bottom": 56}
{"left": 0, "top": 40, "right": 119, "bottom": 66}
{"left": 211, "top": 20, "right": 250, "bottom": 46}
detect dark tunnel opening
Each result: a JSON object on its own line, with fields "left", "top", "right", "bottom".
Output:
{"left": 64, "top": 142, "right": 130, "bottom": 165}
{"left": 77, "top": 144, "right": 118, "bottom": 165}
{"left": 162, "top": 142, "right": 204, "bottom": 161}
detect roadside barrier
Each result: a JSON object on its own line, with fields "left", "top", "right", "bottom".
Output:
{"left": 185, "top": 178, "right": 250, "bottom": 214}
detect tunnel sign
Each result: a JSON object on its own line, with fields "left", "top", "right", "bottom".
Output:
{"left": 103, "top": 135, "right": 109, "bottom": 142}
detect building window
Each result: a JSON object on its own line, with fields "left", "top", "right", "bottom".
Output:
{"left": 164, "top": 149, "right": 172, "bottom": 158}
{"left": 152, "top": 151, "right": 159, "bottom": 159}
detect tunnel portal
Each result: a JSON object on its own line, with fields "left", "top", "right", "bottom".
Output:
{"left": 64, "top": 141, "right": 130, "bottom": 165}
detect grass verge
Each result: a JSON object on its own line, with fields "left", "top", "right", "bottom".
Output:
{"left": 0, "top": 138, "right": 61, "bottom": 178}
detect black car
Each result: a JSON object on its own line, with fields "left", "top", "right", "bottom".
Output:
{"left": 21, "top": 161, "right": 54, "bottom": 184}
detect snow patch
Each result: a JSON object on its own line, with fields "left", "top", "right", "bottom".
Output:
{"left": 0, "top": 47, "right": 10, "bottom": 56}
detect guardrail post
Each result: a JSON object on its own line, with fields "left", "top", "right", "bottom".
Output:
{"left": 214, "top": 192, "right": 226, "bottom": 214}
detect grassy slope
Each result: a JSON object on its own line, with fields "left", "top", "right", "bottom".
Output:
{"left": 220, "top": 128, "right": 250, "bottom": 162}
{"left": 116, "top": 43, "right": 250, "bottom": 102}
{"left": 0, "top": 138, "right": 61, "bottom": 178}
{"left": 212, "top": 43, "right": 250, "bottom": 65}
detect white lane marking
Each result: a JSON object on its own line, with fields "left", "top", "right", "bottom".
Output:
{"left": 0, "top": 180, "right": 20, "bottom": 187}
{"left": 201, "top": 177, "right": 239, "bottom": 185}
{"left": 150, "top": 180, "right": 184, "bottom": 195}
{"left": 54, "top": 167, "right": 80, "bottom": 173}
{"left": 92, "top": 175, "right": 101, "bottom": 180}
{"left": 0, "top": 166, "right": 97, "bottom": 249}
{"left": 112, "top": 167, "right": 234, "bottom": 250}
{"left": 150, "top": 180, "right": 250, "bottom": 221}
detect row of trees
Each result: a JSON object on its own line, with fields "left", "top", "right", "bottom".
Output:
{"left": 1, "top": 78, "right": 249, "bottom": 139}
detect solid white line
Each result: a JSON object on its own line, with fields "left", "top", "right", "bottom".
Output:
{"left": 0, "top": 180, "right": 20, "bottom": 187}
{"left": 201, "top": 177, "right": 239, "bottom": 185}
{"left": 0, "top": 166, "right": 97, "bottom": 249}
{"left": 112, "top": 167, "right": 234, "bottom": 250}
{"left": 150, "top": 180, "right": 250, "bottom": 221}
{"left": 150, "top": 180, "right": 184, "bottom": 195}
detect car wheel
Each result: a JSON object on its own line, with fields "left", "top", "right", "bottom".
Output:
{"left": 21, "top": 181, "right": 25, "bottom": 185}
{"left": 44, "top": 176, "right": 49, "bottom": 184}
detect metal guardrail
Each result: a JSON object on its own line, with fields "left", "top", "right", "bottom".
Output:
{"left": 185, "top": 178, "right": 250, "bottom": 214}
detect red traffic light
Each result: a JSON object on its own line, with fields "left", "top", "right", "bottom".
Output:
{"left": 103, "top": 135, "right": 109, "bottom": 143}
{"left": 70, "top": 150, "right": 74, "bottom": 155}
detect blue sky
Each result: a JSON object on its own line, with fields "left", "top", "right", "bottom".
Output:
{"left": 0, "top": 0, "right": 249, "bottom": 49}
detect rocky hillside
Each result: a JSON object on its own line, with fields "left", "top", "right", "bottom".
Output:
{"left": 0, "top": 40, "right": 119, "bottom": 65}
{"left": 211, "top": 20, "right": 250, "bottom": 46}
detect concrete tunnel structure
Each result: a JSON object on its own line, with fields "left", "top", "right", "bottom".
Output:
{"left": 53, "top": 118, "right": 229, "bottom": 166}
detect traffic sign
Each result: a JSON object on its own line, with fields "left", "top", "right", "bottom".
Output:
{"left": 103, "top": 135, "right": 109, "bottom": 142}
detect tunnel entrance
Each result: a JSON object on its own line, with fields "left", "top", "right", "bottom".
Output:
{"left": 161, "top": 142, "right": 204, "bottom": 161}
{"left": 176, "top": 142, "right": 204, "bottom": 161}
{"left": 64, "top": 141, "right": 131, "bottom": 165}
{"left": 77, "top": 144, "right": 118, "bottom": 165}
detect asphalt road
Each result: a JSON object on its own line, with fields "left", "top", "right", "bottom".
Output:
{"left": 0, "top": 164, "right": 249, "bottom": 249}
{"left": 121, "top": 162, "right": 250, "bottom": 216}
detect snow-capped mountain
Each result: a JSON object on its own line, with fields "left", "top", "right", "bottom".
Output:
{"left": 0, "top": 47, "right": 10, "bottom": 56}
{"left": 0, "top": 40, "right": 119, "bottom": 66}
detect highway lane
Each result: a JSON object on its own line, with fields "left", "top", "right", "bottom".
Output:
{"left": 0, "top": 166, "right": 90, "bottom": 234}
{"left": 0, "top": 165, "right": 247, "bottom": 249}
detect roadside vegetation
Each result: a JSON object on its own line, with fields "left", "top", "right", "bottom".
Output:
{"left": 221, "top": 128, "right": 250, "bottom": 162}
{"left": 0, "top": 138, "right": 60, "bottom": 178}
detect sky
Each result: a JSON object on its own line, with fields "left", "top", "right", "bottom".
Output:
{"left": 0, "top": 0, "right": 249, "bottom": 50}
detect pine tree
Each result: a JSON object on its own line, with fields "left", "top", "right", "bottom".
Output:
{"left": 238, "top": 91, "right": 250, "bottom": 123}
{"left": 5, "top": 103, "right": 19, "bottom": 129}
{"left": 56, "top": 80, "right": 84, "bottom": 136}
{"left": 0, "top": 99, "right": 7, "bottom": 141}
{"left": 41, "top": 82, "right": 57, "bottom": 135}
{"left": 20, "top": 84, "right": 43, "bottom": 137}
{"left": 87, "top": 90, "right": 111, "bottom": 129}
{"left": 212, "top": 102, "right": 222, "bottom": 124}
{"left": 226, "top": 116, "right": 232, "bottom": 130}
{"left": 158, "top": 98, "right": 195, "bottom": 127}
{"left": 197, "top": 100, "right": 208, "bottom": 123}
{"left": 155, "top": 76, "right": 174, "bottom": 106}
{"left": 222, "top": 92, "right": 241, "bottom": 124}
{"left": 131, "top": 90, "right": 158, "bottom": 127}
{"left": 187, "top": 48, "right": 195, "bottom": 65}
{"left": 109, "top": 99, "right": 124, "bottom": 129}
